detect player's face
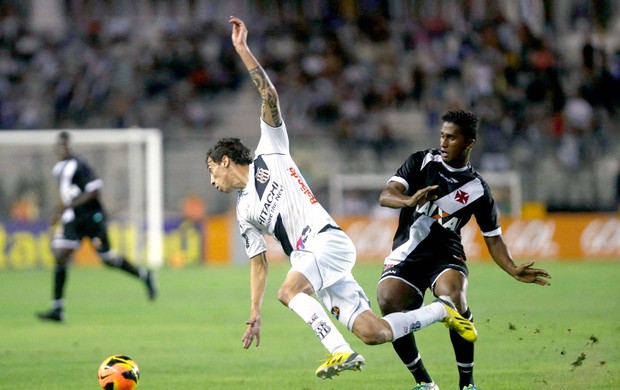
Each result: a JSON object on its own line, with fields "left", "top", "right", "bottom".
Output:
{"left": 439, "top": 122, "right": 474, "bottom": 168}
{"left": 207, "top": 157, "right": 234, "bottom": 193}
{"left": 55, "top": 139, "right": 70, "bottom": 160}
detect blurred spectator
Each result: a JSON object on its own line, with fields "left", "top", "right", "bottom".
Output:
{"left": 616, "top": 166, "right": 620, "bottom": 212}
{"left": 0, "top": 1, "right": 617, "bottom": 144}
{"left": 560, "top": 85, "right": 593, "bottom": 169}
{"left": 0, "top": 1, "right": 618, "bottom": 213}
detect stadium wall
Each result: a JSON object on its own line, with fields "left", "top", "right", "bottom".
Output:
{"left": 338, "top": 213, "right": 620, "bottom": 261}
{"left": 0, "top": 213, "right": 620, "bottom": 270}
{"left": 1, "top": 213, "right": 619, "bottom": 269}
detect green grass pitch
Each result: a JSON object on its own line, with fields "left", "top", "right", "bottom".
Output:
{"left": 1, "top": 260, "right": 618, "bottom": 389}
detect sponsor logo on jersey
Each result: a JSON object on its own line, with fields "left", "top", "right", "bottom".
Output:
{"left": 416, "top": 201, "right": 461, "bottom": 232}
{"left": 296, "top": 225, "right": 311, "bottom": 250}
{"left": 439, "top": 171, "right": 459, "bottom": 184}
{"left": 288, "top": 167, "right": 317, "bottom": 204}
{"left": 258, "top": 182, "right": 283, "bottom": 227}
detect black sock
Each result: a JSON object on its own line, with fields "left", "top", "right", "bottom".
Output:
{"left": 100, "top": 253, "right": 141, "bottom": 277}
{"left": 393, "top": 335, "right": 433, "bottom": 384}
{"left": 53, "top": 264, "right": 67, "bottom": 303}
{"left": 118, "top": 257, "right": 141, "bottom": 278}
{"left": 450, "top": 309, "right": 475, "bottom": 388}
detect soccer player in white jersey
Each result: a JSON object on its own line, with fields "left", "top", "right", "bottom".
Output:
{"left": 377, "top": 110, "right": 552, "bottom": 390}
{"left": 205, "top": 16, "right": 477, "bottom": 380}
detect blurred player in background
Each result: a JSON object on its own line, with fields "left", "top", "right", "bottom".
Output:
{"left": 36, "top": 131, "right": 156, "bottom": 322}
{"left": 205, "top": 16, "right": 477, "bottom": 380}
{"left": 377, "top": 110, "right": 552, "bottom": 390}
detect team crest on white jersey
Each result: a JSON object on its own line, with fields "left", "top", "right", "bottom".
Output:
{"left": 256, "top": 167, "right": 270, "bottom": 184}
{"left": 454, "top": 190, "right": 469, "bottom": 204}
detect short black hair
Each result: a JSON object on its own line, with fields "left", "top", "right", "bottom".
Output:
{"left": 441, "top": 110, "right": 478, "bottom": 140}
{"left": 57, "top": 131, "right": 71, "bottom": 142}
{"left": 206, "top": 137, "right": 252, "bottom": 165}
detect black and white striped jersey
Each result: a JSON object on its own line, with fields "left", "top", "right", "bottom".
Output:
{"left": 52, "top": 155, "right": 104, "bottom": 224}
{"left": 385, "top": 149, "right": 501, "bottom": 264}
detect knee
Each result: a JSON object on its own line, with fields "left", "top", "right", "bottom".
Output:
{"left": 52, "top": 249, "right": 71, "bottom": 266}
{"left": 54, "top": 263, "right": 68, "bottom": 272}
{"left": 377, "top": 279, "right": 423, "bottom": 315}
{"left": 99, "top": 251, "right": 120, "bottom": 267}
{"left": 278, "top": 273, "right": 313, "bottom": 306}
{"left": 357, "top": 328, "right": 387, "bottom": 345}
{"left": 377, "top": 288, "right": 417, "bottom": 316}
{"left": 448, "top": 292, "right": 468, "bottom": 314}
{"left": 276, "top": 287, "right": 295, "bottom": 306}
{"left": 377, "top": 289, "right": 399, "bottom": 315}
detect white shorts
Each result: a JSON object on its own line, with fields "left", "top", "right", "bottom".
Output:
{"left": 289, "top": 229, "right": 371, "bottom": 330}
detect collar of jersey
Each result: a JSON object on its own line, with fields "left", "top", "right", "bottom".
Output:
{"left": 440, "top": 160, "right": 470, "bottom": 172}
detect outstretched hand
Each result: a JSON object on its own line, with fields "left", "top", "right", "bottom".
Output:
{"left": 242, "top": 315, "right": 262, "bottom": 349}
{"left": 513, "top": 261, "right": 551, "bottom": 286}
{"left": 229, "top": 16, "right": 248, "bottom": 49}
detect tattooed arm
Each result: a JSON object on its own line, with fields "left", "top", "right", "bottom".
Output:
{"left": 229, "top": 16, "right": 282, "bottom": 127}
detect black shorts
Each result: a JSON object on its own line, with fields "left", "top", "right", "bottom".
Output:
{"left": 379, "top": 254, "right": 469, "bottom": 298}
{"left": 53, "top": 211, "right": 111, "bottom": 252}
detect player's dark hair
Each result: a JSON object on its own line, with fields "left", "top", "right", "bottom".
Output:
{"left": 57, "top": 131, "right": 71, "bottom": 142}
{"left": 206, "top": 137, "right": 253, "bottom": 165}
{"left": 441, "top": 110, "right": 478, "bottom": 140}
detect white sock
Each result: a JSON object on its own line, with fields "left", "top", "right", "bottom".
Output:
{"left": 383, "top": 302, "right": 447, "bottom": 341}
{"left": 288, "top": 293, "right": 353, "bottom": 354}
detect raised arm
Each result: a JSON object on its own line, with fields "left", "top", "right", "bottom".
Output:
{"left": 229, "top": 16, "right": 282, "bottom": 127}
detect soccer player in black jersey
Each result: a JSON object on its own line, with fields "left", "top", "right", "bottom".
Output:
{"left": 377, "top": 110, "right": 552, "bottom": 390}
{"left": 36, "top": 131, "right": 156, "bottom": 322}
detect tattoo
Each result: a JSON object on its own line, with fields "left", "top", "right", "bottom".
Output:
{"left": 249, "top": 67, "right": 266, "bottom": 91}
{"left": 267, "top": 90, "right": 281, "bottom": 125}
{"left": 249, "top": 66, "right": 282, "bottom": 126}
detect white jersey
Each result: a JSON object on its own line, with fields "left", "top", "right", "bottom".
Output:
{"left": 237, "top": 119, "right": 336, "bottom": 258}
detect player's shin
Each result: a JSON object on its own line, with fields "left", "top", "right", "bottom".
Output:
{"left": 53, "top": 263, "right": 68, "bottom": 301}
{"left": 288, "top": 293, "right": 353, "bottom": 354}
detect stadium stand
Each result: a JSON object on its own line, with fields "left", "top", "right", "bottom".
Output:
{"left": 0, "top": 0, "right": 619, "bottom": 215}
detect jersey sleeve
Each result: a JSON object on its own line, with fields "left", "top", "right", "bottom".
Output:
{"left": 238, "top": 216, "right": 267, "bottom": 259}
{"left": 254, "top": 119, "right": 290, "bottom": 157}
{"left": 474, "top": 183, "right": 502, "bottom": 237}
{"left": 75, "top": 159, "right": 103, "bottom": 193}
{"left": 389, "top": 151, "right": 424, "bottom": 194}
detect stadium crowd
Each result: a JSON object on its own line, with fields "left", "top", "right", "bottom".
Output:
{"left": 1, "top": 0, "right": 619, "bottom": 211}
